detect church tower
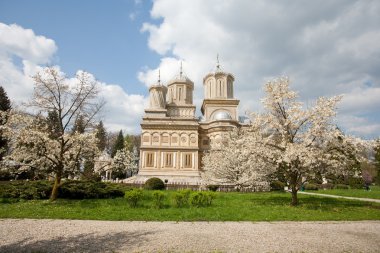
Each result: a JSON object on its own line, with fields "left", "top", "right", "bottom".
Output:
{"left": 201, "top": 56, "right": 239, "bottom": 122}
{"left": 166, "top": 62, "right": 196, "bottom": 118}
{"left": 138, "top": 65, "right": 201, "bottom": 184}
{"left": 145, "top": 71, "right": 167, "bottom": 118}
{"left": 199, "top": 56, "right": 240, "bottom": 156}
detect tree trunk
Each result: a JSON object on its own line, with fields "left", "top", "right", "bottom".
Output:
{"left": 50, "top": 172, "right": 61, "bottom": 201}
{"left": 291, "top": 187, "right": 298, "bottom": 206}
{"left": 290, "top": 172, "right": 299, "bottom": 206}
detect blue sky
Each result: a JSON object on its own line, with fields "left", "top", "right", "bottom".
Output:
{"left": 1, "top": 0, "right": 380, "bottom": 139}
{"left": 1, "top": 0, "right": 156, "bottom": 95}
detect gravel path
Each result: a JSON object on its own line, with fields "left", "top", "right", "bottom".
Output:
{"left": 297, "top": 191, "right": 380, "bottom": 203}
{"left": 1, "top": 219, "right": 380, "bottom": 252}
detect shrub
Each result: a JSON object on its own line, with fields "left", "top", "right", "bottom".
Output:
{"left": 0, "top": 180, "right": 53, "bottom": 199}
{"left": 59, "top": 180, "right": 125, "bottom": 199}
{"left": 19, "top": 187, "right": 39, "bottom": 200}
{"left": 124, "top": 188, "right": 143, "bottom": 208}
{"left": 204, "top": 192, "right": 216, "bottom": 206}
{"left": 270, "top": 181, "right": 285, "bottom": 191}
{"left": 144, "top": 177, "right": 165, "bottom": 190}
{"left": 349, "top": 177, "right": 363, "bottom": 189}
{"left": 350, "top": 184, "right": 363, "bottom": 189}
{"left": 0, "top": 198, "right": 19, "bottom": 204}
{"left": 334, "top": 184, "right": 350, "bottom": 189}
{"left": 173, "top": 192, "right": 186, "bottom": 207}
{"left": 152, "top": 191, "right": 166, "bottom": 209}
{"left": 189, "top": 192, "right": 204, "bottom": 207}
{"left": 0, "top": 180, "right": 126, "bottom": 200}
{"left": 319, "top": 183, "right": 334, "bottom": 190}
{"left": 172, "top": 189, "right": 192, "bottom": 207}
{"left": 304, "top": 183, "right": 319, "bottom": 191}
{"left": 207, "top": 185, "right": 219, "bottom": 192}
{"left": 189, "top": 192, "right": 216, "bottom": 207}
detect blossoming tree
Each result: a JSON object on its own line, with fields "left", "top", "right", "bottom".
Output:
{"left": 248, "top": 77, "right": 368, "bottom": 205}
{"left": 112, "top": 147, "right": 139, "bottom": 179}
{"left": 202, "top": 128, "right": 268, "bottom": 191}
{"left": 3, "top": 67, "right": 104, "bottom": 200}
{"left": 202, "top": 77, "right": 368, "bottom": 205}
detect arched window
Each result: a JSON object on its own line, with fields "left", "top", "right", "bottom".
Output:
{"left": 209, "top": 81, "right": 212, "bottom": 98}
{"left": 218, "top": 80, "right": 222, "bottom": 97}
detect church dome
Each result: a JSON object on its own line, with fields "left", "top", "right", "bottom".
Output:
{"left": 168, "top": 73, "right": 193, "bottom": 86}
{"left": 212, "top": 111, "right": 232, "bottom": 120}
{"left": 168, "top": 61, "right": 193, "bottom": 86}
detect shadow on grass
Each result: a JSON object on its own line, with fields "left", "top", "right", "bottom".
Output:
{"left": 0, "top": 230, "right": 154, "bottom": 253}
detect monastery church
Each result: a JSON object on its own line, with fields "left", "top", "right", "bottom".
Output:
{"left": 135, "top": 59, "right": 245, "bottom": 184}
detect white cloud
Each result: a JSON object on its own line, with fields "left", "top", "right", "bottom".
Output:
{"left": 337, "top": 115, "right": 380, "bottom": 139}
{"left": 0, "top": 23, "right": 55, "bottom": 104}
{"left": 0, "top": 22, "right": 145, "bottom": 134}
{"left": 340, "top": 85, "right": 380, "bottom": 114}
{"left": 0, "top": 23, "right": 56, "bottom": 64}
{"left": 98, "top": 82, "right": 146, "bottom": 133}
{"left": 140, "top": 0, "right": 380, "bottom": 138}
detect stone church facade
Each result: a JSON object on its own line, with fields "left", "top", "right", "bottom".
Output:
{"left": 137, "top": 61, "right": 242, "bottom": 184}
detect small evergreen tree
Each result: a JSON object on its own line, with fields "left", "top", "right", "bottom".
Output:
{"left": 46, "top": 110, "right": 61, "bottom": 140}
{"left": 72, "top": 115, "right": 86, "bottom": 134}
{"left": 0, "top": 86, "right": 11, "bottom": 111}
{"left": 0, "top": 86, "right": 11, "bottom": 161}
{"left": 95, "top": 121, "right": 107, "bottom": 152}
{"left": 111, "top": 130, "right": 124, "bottom": 158}
{"left": 374, "top": 139, "right": 380, "bottom": 184}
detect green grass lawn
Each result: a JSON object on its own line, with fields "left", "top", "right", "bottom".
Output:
{"left": 308, "top": 185, "right": 380, "bottom": 199}
{"left": 1, "top": 191, "right": 379, "bottom": 221}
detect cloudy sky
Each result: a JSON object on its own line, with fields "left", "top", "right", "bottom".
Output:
{"left": 1, "top": 0, "right": 379, "bottom": 139}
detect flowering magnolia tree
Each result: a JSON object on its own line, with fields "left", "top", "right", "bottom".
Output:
{"left": 248, "top": 77, "right": 369, "bottom": 205}
{"left": 2, "top": 67, "right": 104, "bottom": 200}
{"left": 202, "top": 77, "right": 369, "bottom": 205}
{"left": 202, "top": 128, "right": 268, "bottom": 191}
{"left": 112, "top": 147, "right": 139, "bottom": 178}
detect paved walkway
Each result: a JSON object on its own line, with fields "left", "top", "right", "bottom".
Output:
{"left": 297, "top": 191, "right": 380, "bottom": 203}
{"left": 1, "top": 219, "right": 380, "bottom": 252}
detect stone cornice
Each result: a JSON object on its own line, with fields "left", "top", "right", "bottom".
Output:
{"left": 199, "top": 120, "right": 241, "bottom": 133}
{"left": 166, "top": 104, "right": 196, "bottom": 109}
{"left": 142, "top": 117, "right": 199, "bottom": 123}
{"left": 140, "top": 146, "right": 199, "bottom": 151}
{"left": 201, "top": 99, "right": 240, "bottom": 114}
{"left": 144, "top": 109, "right": 167, "bottom": 113}
{"left": 141, "top": 122, "right": 199, "bottom": 131}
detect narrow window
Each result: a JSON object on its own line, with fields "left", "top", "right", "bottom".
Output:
{"left": 209, "top": 81, "right": 212, "bottom": 98}
{"left": 218, "top": 80, "right": 222, "bottom": 97}
{"left": 146, "top": 153, "right": 154, "bottom": 167}
{"left": 184, "top": 153, "right": 192, "bottom": 168}
{"left": 165, "top": 153, "right": 173, "bottom": 167}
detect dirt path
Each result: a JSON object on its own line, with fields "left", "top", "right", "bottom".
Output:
{"left": 1, "top": 219, "right": 379, "bottom": 252}
{"left": 297, "top": 191, "right": 380, "bottom": 203}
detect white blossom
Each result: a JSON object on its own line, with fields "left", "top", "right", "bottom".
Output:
{"left": 1, "top": 66, "right": 104, "bottom": 200}
{"left": 111, "top": 148, "right": 139, "bottom": 177}
{"left": 202, "top": 77, "right": 370, "bottom": 205}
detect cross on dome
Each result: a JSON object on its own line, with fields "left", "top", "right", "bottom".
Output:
{"left": 216, "top": 53, "right": 220, "bottom": 70}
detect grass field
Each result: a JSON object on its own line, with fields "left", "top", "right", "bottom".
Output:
{"left": 1, "top": 191, "right": 379, "bottom": 221}
{"left": 308, "top": 185, "right": 380, "bottom": 199}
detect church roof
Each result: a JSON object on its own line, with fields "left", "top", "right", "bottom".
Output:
{"left": 168, "top": 61, "right": 194, "bottom": 85}
{"left": 203, "top": 55, "right": 235, "bottom": 82}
